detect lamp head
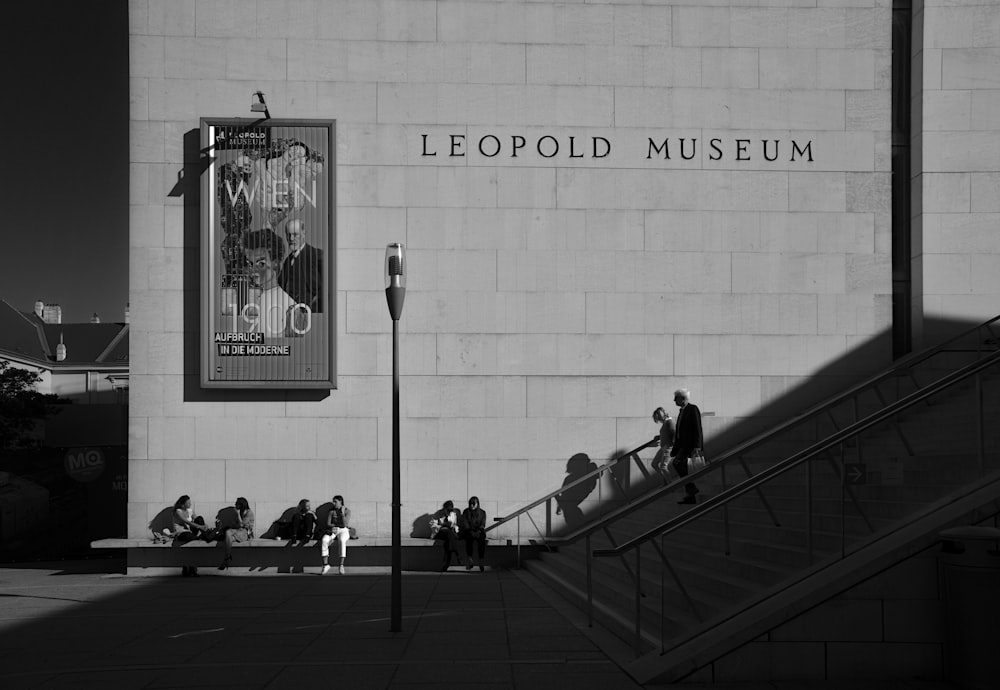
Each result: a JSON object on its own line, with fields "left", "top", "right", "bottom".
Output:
{"left": 384, "top": 243, "right": 406, "bottom": 320}
{"left": 384, "top": 243, "right": 406, "bottom": 290}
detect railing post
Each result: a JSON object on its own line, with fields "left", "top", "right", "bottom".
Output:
{"left": 976, "top": 372, "right": 984, "bottom": 474}
{"left": 660, "top": 534, "right": 666, "bottom": 654}
{"left": 839, "top": 443, "right": 846, "bottom": 559}
{"left": 722, "top": 462, "right": 730, "bottom": 556}
{"left": 806, "top": 459, "right": 813, "bottom": 563}
{"left": 635, "top": 544, "right": 642, "bottom": 657}
{"left": 599, "top": 468, "right": 603, "bottom": 508}
{"left": 545, "top": 498, "right": 551, "bottom": 538}
{"left": 586, "top": 534, "right": 593, "bottom": 628}
{"left": 516, "top": 515, "right": 521, "bottom": 569}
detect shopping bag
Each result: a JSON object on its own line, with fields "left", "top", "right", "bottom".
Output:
{"left": 687, "top": 449, "right": 708, "bottom": 472}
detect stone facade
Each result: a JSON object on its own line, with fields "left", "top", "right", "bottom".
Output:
{"left": 911, "top": 0, "right": 1000, "bottom": 345}
{"left": 128, "top": 0, "right": 905, "bottom": 541}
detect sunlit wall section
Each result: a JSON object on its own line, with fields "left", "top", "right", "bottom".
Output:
{"left": 911, "top": 1, "right": 1000, "bottom": 347}
{"left": 127, "top": 1, "right": 893, "bottom": 541}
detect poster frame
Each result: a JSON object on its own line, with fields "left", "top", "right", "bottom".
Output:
{"left": 199, "top": 117, "right": 337, "bottom": 390}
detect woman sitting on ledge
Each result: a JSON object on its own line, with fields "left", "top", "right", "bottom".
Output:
{"left": 219, "top": 497, "right": 254, "bottom": 571}
{"left": 172, "top": 494, "right": 211, "bottom": 577}
{"left": 430, "top": 500, "right": 463, "bottom": 572}
{"left": 320, "top": 495, "right": 351, "bottom": 575}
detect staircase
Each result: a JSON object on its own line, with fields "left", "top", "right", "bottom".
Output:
{"left": 508, "top": 317, "right": 1000, "bottom": 684}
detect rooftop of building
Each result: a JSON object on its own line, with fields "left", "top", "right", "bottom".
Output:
{"left": 0, "top": 300, "right": 128, "bottom": 368}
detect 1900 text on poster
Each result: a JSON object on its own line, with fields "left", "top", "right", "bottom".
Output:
{"left": 200, "top": 119, "right": 336, "bottom": 389}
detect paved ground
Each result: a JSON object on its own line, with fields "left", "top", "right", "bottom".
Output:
{"left": 0, "top": 561, "right": 961, "bottom": 690}
{"left": 0, "top": 560, "right": 643, "bottom": 690}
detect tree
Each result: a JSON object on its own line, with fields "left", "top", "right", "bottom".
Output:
{"left": 0, "top": 361, "right": 69, "bottom": 450}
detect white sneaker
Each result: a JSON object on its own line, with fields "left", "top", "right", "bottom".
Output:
{"left": 338, "top": 565, "right": 345, "bottom": 575}
{"left": 321, "top": 565, "right": 330, "bottom": 575}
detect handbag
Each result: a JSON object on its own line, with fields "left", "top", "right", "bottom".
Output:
{"left": 200, "top": 527, "right": 224, "bottom": 542}
{"left": 687, "top": 449, "right": 708, "bottom": 472}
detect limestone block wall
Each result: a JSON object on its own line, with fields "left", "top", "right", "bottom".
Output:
{"left": 686, "top": 549, "right": 945, "bottom": 683}
{"left": 128, "top": 0, "right": 893, "bottom": 540}
{"left": 912, "top": 0, "right": 1000, "bottom": 345}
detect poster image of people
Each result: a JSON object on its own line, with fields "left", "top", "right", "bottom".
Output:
{"left": 200, "top": 119, "right": 336, "bottom": 389}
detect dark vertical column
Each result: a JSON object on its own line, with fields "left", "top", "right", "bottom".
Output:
{"left": 391, "top": 318, "right": 401, "bottom": 632}
{"left": 891, "top": 1, "right": 913, "bottom": 359}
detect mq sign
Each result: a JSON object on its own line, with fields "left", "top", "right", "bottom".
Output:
{"left": 65, "top": 448, "right": 105, "bottom": 483}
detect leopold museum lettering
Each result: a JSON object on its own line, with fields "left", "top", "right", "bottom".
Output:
{"left": 421, "top": 133, "right": 814, "bottom": 164}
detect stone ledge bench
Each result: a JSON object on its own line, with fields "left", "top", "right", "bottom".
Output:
{"left": 91, "top": 536, "right": 541, "bottom": 576}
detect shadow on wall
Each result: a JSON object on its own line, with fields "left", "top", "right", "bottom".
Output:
{"left": 215, "top": 505, "right": 238, "bottom": 530}
{"left": 169, "top": 128, "right": 329, "bottom": 405}
{"left": 555, "top": 453, "right": 599, "bottom": 528}
{"left": 701, "top": 315, "right": 992, "bottom": 454}
{"left": 410, "top": 513, "right": 435, "bottom": 539}
{"left": 148, "top": 507, "right": 174, "bottom": 538}
{"left": 544, "top": 314, "right": 995, "bottom": 539}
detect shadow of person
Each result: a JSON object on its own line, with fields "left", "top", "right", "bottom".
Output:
{"left": 314, "top": 502, "right": 334, "bottom": 536}
{"left": 555, "top": 453, "right": 599, "bottom": 528}
{"left": 260, "top": 506, "right": 298, "bottom": 541}
{"left": 148, "top": 507, "right": 175, "bottom": 539}
{"left": 215, "top": 506, "right": 238, "bottom": 530}
{"left": 410, "top": 513, "right": 435, "bottom": 539}
{"left": 606, "top": 448, "right": 632, "bottom": 499}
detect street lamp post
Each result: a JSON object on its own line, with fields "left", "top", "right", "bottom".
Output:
{"left": 384, "top": 243, "right": 406, "bottom": 633}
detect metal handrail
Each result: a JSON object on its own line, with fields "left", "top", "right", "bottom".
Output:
{"left": 542, "top": 315, "right": 1000, "bottom": 546}
{"left": 679, "top": 315, "right": 999, "bottom": 471}
{"left": 486, "top": 437, "right": 659, "bottom": 535}
{"left": 593, "top": 348, "right": 1000, "bottom": 558}
{"left": 484, "top": 315, "right": 998, "bottom": 552}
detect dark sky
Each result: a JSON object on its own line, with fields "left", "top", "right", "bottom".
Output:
{"left": 2, "top": 2, "right": 129, "bottom": 324}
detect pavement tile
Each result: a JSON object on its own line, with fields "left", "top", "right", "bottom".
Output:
{"left": 425, "top": 600, "right": 506, "bottom": 611}
{"left": 267, "top": 662, "right": 397, "bottom": 687}
{"left": 402, "top": 640, "right": 512, "bottom": 662}
{"left": 511, "top": 649, "right": 608, "bottom": 661}
{"left": 34, "top": 669, "right": 163, "bottom": 689}
{"left": 317, "top": 625, "right": 415, "bottom": 641}
{"left": 1, "top": 674, "right": 59, "bottom": 690}
{"left": 189, "top": 642, "right": 306, "bottom": 665}
{"left": 4, "top": 651, "right": 122, "bottom": 674}
{"left": 414, "top": 616, "right": 507, "bottom": 633}
{"left": 294, "top": 636, "right": 412, "bottom": 659}
{"left": 390, "top": 661, "right": 514, "bottom": 684}
{"left": 145, "top": 665, "right": 284, "bottom": 688}
{"left": 511, "top": 664, "right": 644, "bottom": 690}
{"left": 509, "top": 634, "right": 598, "bottom": 652}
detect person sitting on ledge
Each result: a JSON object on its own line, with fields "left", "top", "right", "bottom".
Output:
{"left": 430, "top": 500, "right": 463, "bottom": 572}
{"left": 461, "top": 496, "right": 488, "bottom": 572}
{"left": 290, "top": 499, "right": 317, "bottom": 542}
{"left": 172, "top": 494, "right": 211, "bottom": 577}
{"left": 320, "top": 495, "right": 351, "bottom": 575}
{"left": 218, "top": 497, "right": 254, "bottom": 571}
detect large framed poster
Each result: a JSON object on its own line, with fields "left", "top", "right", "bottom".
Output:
{"left": 200, "top": 118, "right": 336, "bottom": 389}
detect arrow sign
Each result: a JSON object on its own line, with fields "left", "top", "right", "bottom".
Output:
{"left": 844, "top": 463, "right": 866, "bottom": 485}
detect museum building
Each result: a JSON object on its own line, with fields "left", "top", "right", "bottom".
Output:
{"left": 126, "top": 1, "right": 999, "bottom": 683}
